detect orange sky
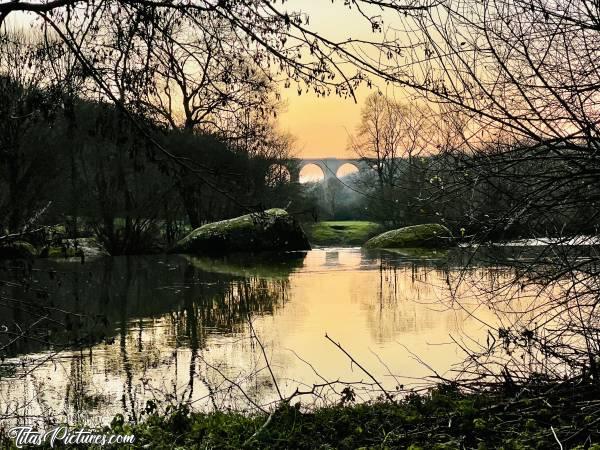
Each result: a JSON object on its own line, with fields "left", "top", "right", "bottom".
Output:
{"left": 6, "top": 1, "right": 397, "bottom": 159}
{"left": 276, "top": 1, "right": 393, "bottom": 159}
{"left": 278, "top": 90, "right": 364, "bottom": 159}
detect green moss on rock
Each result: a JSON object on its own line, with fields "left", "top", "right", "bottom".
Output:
{"left": 170, "top": 209, "right": 311, "bottom": 254}
{"left": 42, "top": 245, "right": 83, "bottom": 258}
{"left": 364, "top": 223, "right": 454, "bottom": 249}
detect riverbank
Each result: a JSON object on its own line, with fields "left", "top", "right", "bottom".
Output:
{"left": 4, "top": 381, "right": 594, "bottom": 449}
{"left": 120, "top": 383, "right": 600, "bottom": 449}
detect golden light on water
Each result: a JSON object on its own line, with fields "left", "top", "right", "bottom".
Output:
{"left": 0, "top": 249, "right": 536, "bottom": 424}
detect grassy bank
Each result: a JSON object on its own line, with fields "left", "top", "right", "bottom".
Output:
{"left": 118, "top": 383, "right": 600, "bottom": 449}
{"left": 304, "top": 221, "right": 384, "bottom": 246}
{"left": 6, "top": 382, "right": 596, "bottom": 449}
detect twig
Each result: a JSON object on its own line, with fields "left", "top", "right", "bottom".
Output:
{"left": 325, "top": 333, "right": 396, "bottom": 404}
{"left": 551, "top": 426, "right": 563, "bottom": 450}
{"left": 243, "top": 410, "right": 275, "bottom": 446}
{"left": 248, "top": 316, "right": 283, "bottom": 402}
{"left": 0, "top": 226, "right": 46, "bottom": 243}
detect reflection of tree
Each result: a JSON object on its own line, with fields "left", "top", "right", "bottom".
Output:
{"left": 356, "top": 253, "right": 527, "bottom": 344}
{"left": 440, "top": 250, "right": 600, "bottom": 384}
{"left": 109, "top": 264, "right": 290, "bottom": 417}
{"left": 100, "top": 258, "right": 291, "bottom": 420}
{"left": 358, "top": 264, "right": 459, "bottom": 343}
{"left": 1, "top": 253, "right": 295, "bottom": 424}
{"left": 169, "top": 278, "right": 289, "bottom": 340}
{"left": 1, "top": 253, "right": 301, "bottom": 356}
{"left": 64, "top": 351, "right": 110, "bottom": 424}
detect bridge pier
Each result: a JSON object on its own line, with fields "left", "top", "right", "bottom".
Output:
{"left": 289, "top": 167, "right": 301, "bottom": 183}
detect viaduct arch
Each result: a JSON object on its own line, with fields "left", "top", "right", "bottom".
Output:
{"left": 286, "top": 158, "right": 372, "bottom": 183}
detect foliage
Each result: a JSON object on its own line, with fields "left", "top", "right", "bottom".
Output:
{"left": 110, "top": 382, "right": 600, "bottom": 449}
{"left": 5, "top": 382, "right": 597, "bottom": 449}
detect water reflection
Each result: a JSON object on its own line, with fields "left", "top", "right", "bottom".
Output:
{"left": 0, "top": 248, "right": 524, "bottom": 427}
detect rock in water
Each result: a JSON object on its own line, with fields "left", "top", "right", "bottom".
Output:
{"left": 364, "top": 223, "right": 453, "bottom": 249}
{"left": 170, "top": 209, "right": 311, "bottom": 254}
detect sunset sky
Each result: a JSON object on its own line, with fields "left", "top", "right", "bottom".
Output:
{"left": 279, "top": 89, "right": 365, "bottom": 159}
{"left": 276, "top": 0, "right": 398, "bottom": 159}
{"left": 7, "top": 1, "right": 400, "bottom": 159}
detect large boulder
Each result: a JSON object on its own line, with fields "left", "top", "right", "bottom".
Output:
{"left": 170, "top": 209, "right": 311, "bottom": 254}
{"left": 364, "top": 223, "right": 454, "bottom": 249}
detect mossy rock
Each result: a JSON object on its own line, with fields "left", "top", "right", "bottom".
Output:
{"left": 364, "top": 223, "right": 454, "bottom": 249}
{"left": 170, "top": 209, "right": 311, "bottom": 255}
{"left": 42, "top": 245, "right": 83, "bottom": 258}
{"left": 0, "top": 241, "right": 36, "bottom": 259}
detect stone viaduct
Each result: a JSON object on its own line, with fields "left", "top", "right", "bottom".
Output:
{"left": 285, "top": 158, "right": 372, "bottom": 183}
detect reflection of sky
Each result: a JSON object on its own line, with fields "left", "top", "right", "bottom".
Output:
{"left": 0, "top": 248, "right": 526, "bottom": 427}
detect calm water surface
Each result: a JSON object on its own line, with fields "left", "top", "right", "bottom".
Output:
{"left": 0, "top": 248, "right": 516, "bottom": 426}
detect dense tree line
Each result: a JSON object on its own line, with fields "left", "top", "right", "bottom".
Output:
{"left": 0, "top": 77, "right": 299, "bottom": 255}
{"left": 0, "top": 27, "right": 303, "bottom": 254}
{"left": 344, "top": 93, "right": 600, "bottom": 241}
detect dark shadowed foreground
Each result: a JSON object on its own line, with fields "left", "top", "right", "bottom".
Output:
{"left": 3, "top": 383, "right": 599, "bottom": 449}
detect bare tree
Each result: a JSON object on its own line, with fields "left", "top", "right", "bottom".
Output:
{"left": 349, "top": 93, "right": 434, "bottom": 225}
{"left": 383, "top": 0, "right": 600, "bottom": 381}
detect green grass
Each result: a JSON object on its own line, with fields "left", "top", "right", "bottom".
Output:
{"left": 2, "top": 383, "right": 599, "bottom": 448}
{"left": 110, "top": 383, "right": 600, "bottom": 449}
{"left": 304, "top": 221, "right": 384, "bottom": 246}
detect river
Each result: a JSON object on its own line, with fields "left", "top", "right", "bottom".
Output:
{"left": 0, "top": 247, "right": 538, "bottom": 427}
